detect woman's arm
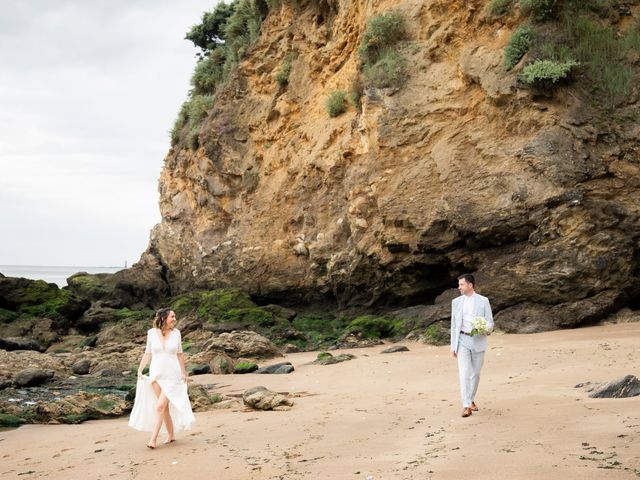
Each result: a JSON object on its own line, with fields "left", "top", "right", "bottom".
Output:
{"left": 177, "top": 352, "right": 188, "bottom": 382}
{"left": 137, "top": 352, "right": 151, "bottom": 378}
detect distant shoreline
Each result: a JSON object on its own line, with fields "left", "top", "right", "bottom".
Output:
{"left": 0, "top": 265, "right": 125, "bottom": 288}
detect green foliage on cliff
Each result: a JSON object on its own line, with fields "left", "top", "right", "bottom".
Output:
{"left": 520, "top": 59, "right": 578, "bottom": 85}
{"left": 563, "top": 14, "right": 638, "bottom": 107}
{"left": 191, "top": 50, "right": 226, "bottom": 95}
{"left": 519, "top": 0, "right": 558, "bottom": 22}
{"left": 275, "top": 55, "right": 293, "bottom": 87}
{"left": 363, "top": 49, "right": 407, "bottom": 88}
{"left": 488, "top": 0, "right": 514, "bottom": 16}
{"left": 358, "top": 11, "right": 406, "bottom": 65}
{"left": 504, "top": 0, "right": 639, "bottom": 108}
{"left": 358, "top": 11, "right": 409, "bottom": 89}
{"left": 505, "top": 25, "right": 532, "bottom": 70}
{"left": 186, "top": 2, "right": 236, "bottom": 57}
{"left": 325, "top": 91, "right": 347, "bottom": 117}
{"left": 175, "top": 0, "right": 268, "bottom": 149}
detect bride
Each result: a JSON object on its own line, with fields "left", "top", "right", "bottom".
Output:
{"left": 128, "top": 308, "right": 195, "bottom": 448}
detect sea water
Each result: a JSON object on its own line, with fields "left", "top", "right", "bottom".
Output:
{"left": 0, "top": 265, "right": 123, "bottom": 288}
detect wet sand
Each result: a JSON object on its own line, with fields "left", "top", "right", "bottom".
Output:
{"left": 1, "top": 322, "right": 639, "bottom": 479}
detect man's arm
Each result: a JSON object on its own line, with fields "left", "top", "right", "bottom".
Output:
{"left": 450, "top": 299, "right": 457, "bottom": 357}
{"left": 485, "top": 297, "right": 494, "bottom": 332}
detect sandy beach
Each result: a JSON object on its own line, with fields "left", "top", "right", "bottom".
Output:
{"left": 2, "top": 322, "right": 638, "bottom": 479}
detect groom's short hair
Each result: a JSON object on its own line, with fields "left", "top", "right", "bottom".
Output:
{"left": 457, "top": 273, "right": 475, "bottom": 286}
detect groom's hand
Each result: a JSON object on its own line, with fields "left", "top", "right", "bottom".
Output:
{"left": 451, "top": 351, "right": 457, "bottom": 358}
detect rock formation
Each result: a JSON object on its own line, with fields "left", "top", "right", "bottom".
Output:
{"left": 135, "top": 0, "right": 640, "bottom": 332}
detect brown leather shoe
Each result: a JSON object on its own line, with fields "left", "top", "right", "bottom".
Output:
{"left": 461, "top": 407, "right": 473, "bottom": 417}
{"left": 471, "top": 402, "right": 479, "bottom": 411}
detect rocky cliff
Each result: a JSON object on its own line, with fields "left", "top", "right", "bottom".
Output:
{"left": 141, "top": 0, "right": 640, "bottom": 332}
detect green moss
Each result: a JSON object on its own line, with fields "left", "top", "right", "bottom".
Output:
{"left": 94, "top": 398, "right": 116, "bottom": 411}
{"left": 210, "top": 393, "right": 223, "bottom": 403}
{"left": 113, "top": 308, "right": 153, "bottom": 321}
{"left": 61, "top": 414, "right": 91, "bottom": 424}
{"left": 0, "top": 413, "right": 25, "bottom": 427}
{"left": 423, "top": 324, "right": 449, "bottom": 345}
{"left": 220, "top": 307, "right": 275, "bottom": 326}
{"left": 66, "top": 274, "right": 112, "bottom": 298}
{"left": 0, "top": 307, "right": 18, "bottom": 324}
{"left": 233, "top": 361, "right": 258, "bottom": 373}
{"left": 345, "top": 315, "right": 401, "bottom": 339}
{"left": 170, "top": 288, "right": 263, "bottom": 323}
{"left": 291, "top": 314, "right": 349, "bottom": 349}
{"left": 317, "top": 351, "right": 333, "bottom": 360}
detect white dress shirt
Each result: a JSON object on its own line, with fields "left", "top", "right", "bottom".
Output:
{"left": 461, "top": 293, "right": 476, "bottom": 333}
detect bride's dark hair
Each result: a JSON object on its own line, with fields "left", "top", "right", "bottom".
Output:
{"left": 153, "top": 308, "right": 172, "bottom": 330}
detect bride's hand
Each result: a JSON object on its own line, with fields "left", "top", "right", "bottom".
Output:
{"left": 181, "top": 372, "right": 188, "bottom": 382}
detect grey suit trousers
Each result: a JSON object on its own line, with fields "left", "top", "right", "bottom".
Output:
{"left": 457, "top": 333, "right": 485, "bottom": 408}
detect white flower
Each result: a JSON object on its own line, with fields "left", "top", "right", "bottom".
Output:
{"left": 470, "top": 316, "right": 489, "bottom": 336}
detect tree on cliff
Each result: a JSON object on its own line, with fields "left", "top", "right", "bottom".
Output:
{"left": 186, "top": 2, "right": 236, "bottom": 57}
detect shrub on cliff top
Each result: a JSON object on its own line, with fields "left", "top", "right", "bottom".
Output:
{"left": 504, "top": 25, "right": 532, "bottom": 70}
{"left": 186, "top": 2, "right": 237, "bottom": 57}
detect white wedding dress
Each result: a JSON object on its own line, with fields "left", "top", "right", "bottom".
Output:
{"left": 128, "top": 328, "right": 195, "bottom": 432}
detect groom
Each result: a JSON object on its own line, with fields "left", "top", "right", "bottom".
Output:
{"left": 450, "top": 274, "right": 494, "bottom": 418}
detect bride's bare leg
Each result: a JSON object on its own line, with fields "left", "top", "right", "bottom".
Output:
{"left": 162, "top": 407, "right": 175, "bottom": 443}
{"left": 148, "top": 381, "right": 168, "bottom": 448}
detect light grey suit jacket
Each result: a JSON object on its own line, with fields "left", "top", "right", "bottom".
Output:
{"left": 450, "top": 293, "right": 494, "bottom": 353}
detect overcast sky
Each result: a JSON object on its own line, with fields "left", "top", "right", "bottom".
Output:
{"left": 0, "top": 0, "right": 214, "bottom": 267}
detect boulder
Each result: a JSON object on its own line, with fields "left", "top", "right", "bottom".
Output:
{"left": 0, "top": 337, "right": 42, "bottom": 352}
{"left": 234, "top": 361, "right": 259, "bottom": 374}
{"left": 589, "top": 375, "right": 640, "bottom": 398}
{"left": 381, "top": 345, "right": 410, "bottom": 354}
{"left": 75, "top": 302, "right": 118, "bottom": 332}
{"left": 187, "top": 383, "right": 216, "bottom": 411}
{"left": 72, "top": 359, "right": 92, "bottom": 375}
{"left": 0, "top": 350, "right": 67, "bottom": 381}
{"left": 31, "top": 391, "right": 127, "bottom": 424}
{"left": 495, "top": 290, "right": 622, "bottom": 333}
{"left": 255, "top": 362, "right": 295, "bottom": 374}
{"left": 313, "top": 352, "right": 355, "bottom": 365}
{"left": 189, "top": 364, "right": 212, "bottom": 375}
{"left": 208, "top": 353, "right": 235, "bottom": 374}
{"left": 0, "top": 276, "right": 89, "bottom": 328}
{"left": 14, "top": 368, "right": 55, "bottom": 387}
{"left": 0, "top": 317, "right": 59, "bottom": 350}
{"left": 66, "top": 252, "right": 169, "bottom": 308}
{"left": 201, "top": 331, "right": 281, "bottom": 359}
{"left": 242, "top": 386, "right": 293, "bottom": 410}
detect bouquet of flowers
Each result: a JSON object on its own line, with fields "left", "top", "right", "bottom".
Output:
{"left": 470, "top": 316, "right": 489, "bottom": 336}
